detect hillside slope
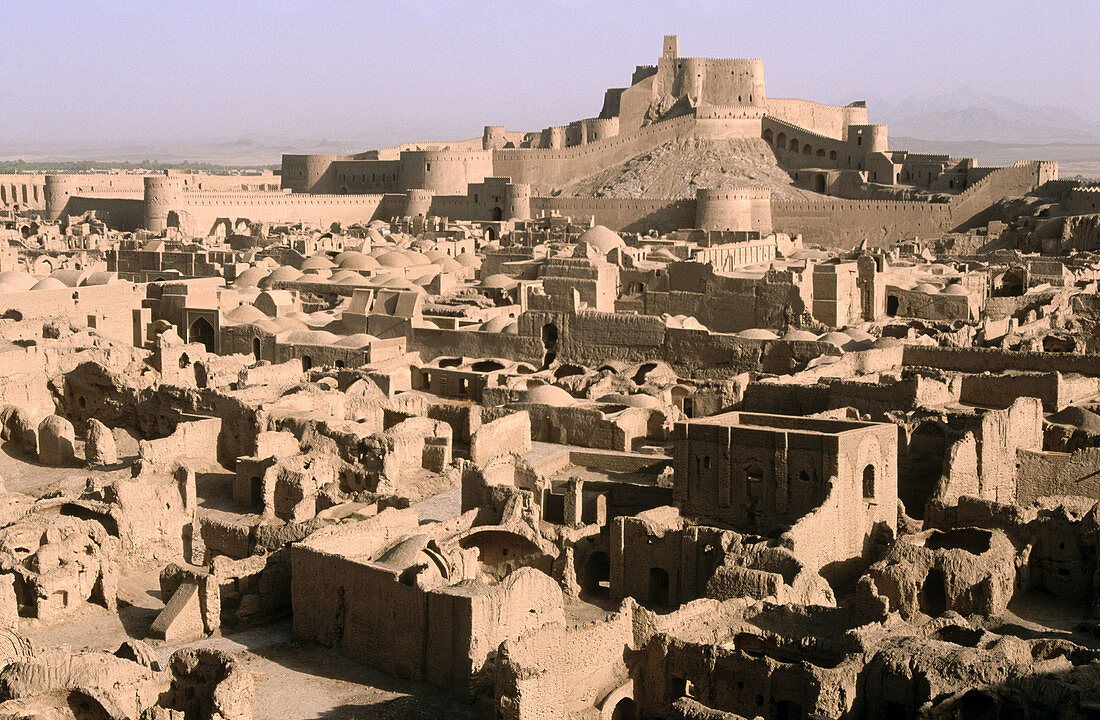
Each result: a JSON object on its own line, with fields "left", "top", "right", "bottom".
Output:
{"left": 557, "top": 137, "right": 823, "bottom": 201}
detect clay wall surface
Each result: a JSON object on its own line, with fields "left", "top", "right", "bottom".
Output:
{"left": 0, "top": 174, "right": 46, "bottom": 208}
{"left": 772, "top": 199, "right": 951, "bottom": 248}
{"left": 764, "top": 98, "right": 868, "bottom": 140}
{"left": 496, "top": 609, "right": 634, "bottom": 720}
{"left": 530, "top": 197, "right": 696, "bottom": 233}
{"left": 173, "top": 192, "right": 389, "bottom": 236}
{"left": 902, "top": 345, "right": 1100, "bottom": 376}
{"left": 470, "top": 411, "right": 532, "bottom": 466}
{"left": 1017, "top": 448, "right": 1100, "bottom": 504}
{"left": 492, "top": 114, "right": 697, "bottom": 192}
{"left": 0, "top": 281, "right": 146, "bottom": 343}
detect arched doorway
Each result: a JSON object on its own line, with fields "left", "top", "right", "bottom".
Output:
{"left": 814, "top": 174, "right": 826, "bottom": 193}
{"left": 491, "top": 206, "right": 503, "bottom": 221}
{"left": 252, "top": 337, "right": 261, "bottom": 362}
{"left": 886, "top": 295, "right": 899, "bottom": 317}
{"left": 187, "top": 317, "right": 215, "bottom": 353}
{"left": 611, "top": 698, "right": 637, "bottom": 720}
{"left": 583, "top": 551, "right": 611, "bottom": 598}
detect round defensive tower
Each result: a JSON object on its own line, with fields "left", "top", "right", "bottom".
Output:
{"left": 695, "top": 187, "right": 772, "bottom": 234}
{"left": 504, "top": 182, "right": 532, "bottom": 221}
{"left": 143, "top": 176, "right": 185, "bottom": 232}
{"left": 44, "top": 175, "right": 81, "bottom": 220}
{"left": 281, "top": 154, "right": 341, "bottom": 193}
{"left": 404, "top": 188, "right": 435, "bottom": 218}
{"left": 542, "top": 126, "right": 566, "bottom": 150}
{"left": 483, "top": 126, "right": 507, "bottom": 151}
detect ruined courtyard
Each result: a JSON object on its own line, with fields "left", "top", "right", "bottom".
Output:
{"left": 1, "top": 32, "right": 1100, "bottom": 720}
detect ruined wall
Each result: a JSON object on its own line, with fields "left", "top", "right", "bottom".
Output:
{"left": 470, "top": 410, "right": 532, "bottom": 466}
{"left": 902, "top": 345, "right": 1100, "bottom": 376}
{"left": 1017, "top": 448, "right": 1100, "bottom": 504}
{"left": 496, "top": 609, "right": 634, "bottom": 720}
{"left": 0, "top": 281, "right": 146, "bottom": 344}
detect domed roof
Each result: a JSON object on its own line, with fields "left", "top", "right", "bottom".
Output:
{"left": 842, "top": 327, "right": 875, "bottom": 341}
{"left": 912, "top": 283, "right": 940, "bottom": 294}
{"left": 81, "top": 271, "right": 119, "bottom": 286}
{"left": 284, "top": 329, "right": 340, "bottom": 345}
{"left": 596, "top": 393, "right": 662, "bottom": 409}
{"left": 437, "top": 257, "right": 463, "bottom": 273}
{"left": 30, "top": 278, "right": 66, "bottom": 291}
{"left": 0, "top": 271, "right": 36, "bottom": 291}
{"left": 264, "top": 266, "right": 303, "bottom": 284}
{"left": 941, "top": 284, "right": 970, "bottom": 295}
{"left": 736, "top": 328, "right": 779, "bottom": 340}
{"left": 300, "top": 254, "right": 335, "bottom": 271}
{"left": 233, "top": 267, "right": 268, "bottom": 288}
{"left": 403, "top": 251, "right": 431, "bottom": 265}
{"left": 523, "top": 384, "right": 576, "bottom": 406}
{"left": 782, "top": 329, "right": 820, "bottom": 341}
{"left": 481, "top": 316, "right": 514, "bottom": 333}
{"left": 334, "top": 333, "right": 375, "bottom": 347}
{"left": 337, "top": 253, "right": 380, "bottom": 270}
{"left": 872, "top": 337, "right": 903, "bottom": 349}
{"left": 425, "top": 250, "right": 450, "bottom": 262}
{"left": 224, "top": 304, "right": 268, "bottom": 324}
{"left": 328, "top": 270, "right": 371, "bottom": 286}
{"left": 482, "top": 274, "right": 518, "bottom": 289}
{"left": 454, "top": 252, "right": 481, "bottom": 268}
{"left": 49, "top": 270, "right": 86, "bottom": 287}
{"left": 577, "top": 225, "right": 625, "bottom": 253}
{"left": 501, "top": 321, "right": 519, "bottom": 334}
{"left": 377, "top": 251, "right": 413, "bottom": 267}
{"left": 818, "top": 332, "right": 854, "bottom": 348}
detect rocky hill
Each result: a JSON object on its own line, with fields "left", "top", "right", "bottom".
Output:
{"left": 557, "top": 137, "right": 824, "bottom": 201}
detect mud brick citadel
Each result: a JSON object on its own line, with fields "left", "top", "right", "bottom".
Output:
{"left": 0, "top": 34, "right": 1099, "bottom": 720}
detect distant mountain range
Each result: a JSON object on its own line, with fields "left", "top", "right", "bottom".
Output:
{"left": 870, "top": 87, "right": 1100, "bottom": 144}
{"left": 871, "top": 88, "right": 1100, "bottom": 177}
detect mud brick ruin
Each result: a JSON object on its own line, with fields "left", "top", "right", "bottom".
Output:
{"left": 1, "top": 33, "right": 1100, "bottom": 720}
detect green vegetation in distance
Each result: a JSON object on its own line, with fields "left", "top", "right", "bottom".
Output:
{"left": 0, "top": 159, "right": 279, "bottom": 174}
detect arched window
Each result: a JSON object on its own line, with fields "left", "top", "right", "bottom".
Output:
{"left": 863, "top": 464, "right": 876, "bottom": 499}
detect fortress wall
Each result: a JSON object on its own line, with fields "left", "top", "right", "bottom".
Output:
{"left": 174, "top": 192, "right": 389, "bottom": 234}
{"left": 764, "top": 98, "right": 867, "bottom": 140}
{"left": 399, "top": 149, "right": 494, "bottom": 195}
{"left": 281, "top": 154, "right": 350, "bottom": 193}
{"left": 1063, "top": 188, "right": 1100, "bottom": 215}
{"left": 947, "top": 161, "right": 1055, "bottom": 230}
{"left": 772, "top": 198, "right": 951, "bottom": 248}
{"left": 493, "top": 115, "right": 697, "bottom": 192}
{"left": 654, "top": 57, "right": 766, "bottom": 107}
{"left": 62, "top": 196, "right": 145, "bottom": 229}
{"left": 0, "top": 175, "right": 46, "bottom": 208}
{"left": 530, "top": 197, "right": 696, "bottom": 233}
{"left": 330, "top": 159, "right": 403, "bottom": 194}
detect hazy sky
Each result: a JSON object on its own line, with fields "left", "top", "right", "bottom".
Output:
{"left": 3, "top": 0, "right": 1099, "bottom": 150}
